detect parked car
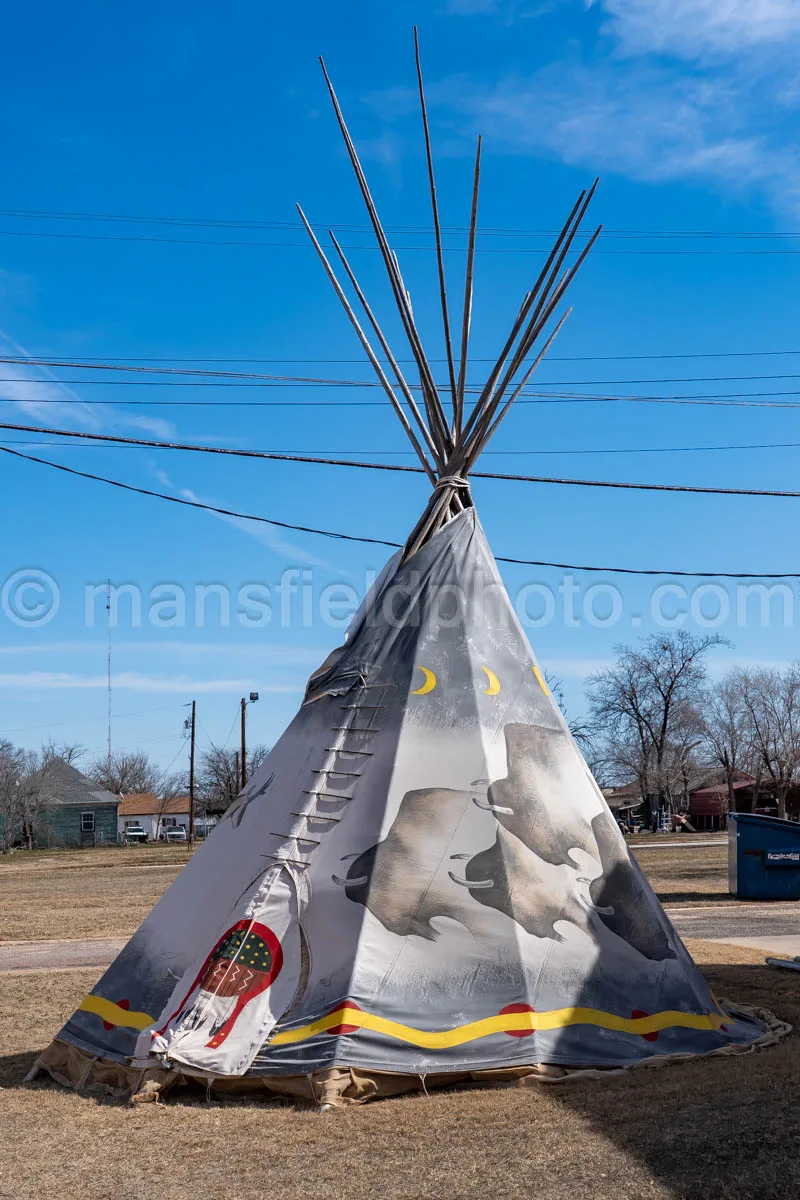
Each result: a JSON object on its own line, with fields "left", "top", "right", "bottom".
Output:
{"left": 124, "top": 825, "right": 148, "bottom": 845}
{"left": 163, "top": 827, "right": 187, "bottom": 843}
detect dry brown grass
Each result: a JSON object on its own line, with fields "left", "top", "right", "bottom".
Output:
{"left": 1, "top": 942, "right": 798, "bottom": 1200}
{"left": 0, "top": 839, "right": 732, "bottom": 943}
{"left": 632, "top": 844, "right": 731, "bottom": 905}
{"left": 0, "top": 846, "right": 193, "bottom": 940}
{"left": 2, "top": 839, "right": 799, "bottom": 1199}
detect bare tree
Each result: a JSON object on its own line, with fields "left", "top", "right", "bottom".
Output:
{"left": 87, "top": 750, "right": 162, "bottom": 797}
{"left": 739, "top": 664, "right": 800, "bottom": 820}
{"left": 197, "top": 743, "right": 269, "bottom": 814}
{"left": 0, "top": 740, "right": 24, "bottom": 853}
{"left": 544, "top": 670, "right": 592, "bottom": 749}
{"left": 0, "top": 744, "right": 51, "bottom": 851}
{"left": 587, "top": 631, "right": 726, "bottom": 825}
{"left": 39, "top": 739, "right": 85, "bottom": 768}
{"left": 700, "top": 670, "right": 754, "bottom": 813}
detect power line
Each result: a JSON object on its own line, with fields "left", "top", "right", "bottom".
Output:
{"left": 12, "top": 349, "right": 800, "bottom": 363}
{"left": 5, "top": 205, "right": 800, "bottom": 245}
{"left": 10, "top": 354, "right": 800, "bottom": 387}
{"left": 5, "top": 225, "right": 800, "bottom": 255}
{"left": 0, "top": 704, "right": 185, "bottom": 736}
{"left": 7, "top": 435, "right": 800, "bottom": 457}
{"left": 6, "top": 390, "right": 800, "bottom": 409}
{"left": 1, "top": 439, "right": 799, "bottom": 579}
{"left": 5, "top": 420, "right": 800, "bottom": 495}
{"left": 9, "top": 206, "right": 800, "bottom": 237}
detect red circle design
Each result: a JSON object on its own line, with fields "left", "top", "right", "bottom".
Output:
{"left": 500, "top": 1003, "right": 536, "bottom": 1038}
{"left": 103, "top": 998, "right": 130, "bottom": 1031}
{"left": 327, "top": 1001, "right": 362, "bottom": 1036}
{"left": 631, "top": 1009, "right": 659, "bottom": 1042}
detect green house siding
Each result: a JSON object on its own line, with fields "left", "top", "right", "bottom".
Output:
{"left": 36, "top": 804, "right": 119, "bottom": 848}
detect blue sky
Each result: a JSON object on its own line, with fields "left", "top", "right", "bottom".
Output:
{"left": 1, "top": 0, "right": 800, "bottom": 770}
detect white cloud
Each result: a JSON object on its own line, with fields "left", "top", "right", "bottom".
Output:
{"left": 591, "top": 0, "right": 800, "bottom": 58}
{"left": 443, "top": 60, "right": 800, "bottom": 197}
{"left": 0, "top": 640, "right": 330, "bottom": 664}
{"left": 0, "top": 328, "right": 176, "bottom": 439}
{"left": 0, "top": 670, "right": 303, "bottom": 694}
{"left": 151, "top": 464, "right": 344, "bottom": 571}
{"left": 407, "top": 1, "right": 800, "bottom": 216}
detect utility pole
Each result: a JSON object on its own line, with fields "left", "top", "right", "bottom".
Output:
{"left": 233, "top": 751, "right": 240, "bottom": 798}
{"left": 240, "top": 691, "right": 259, "bottom": 791}
{"left": 188, "top": 700, "right": 196, "bottom": 846}
{"left": 106, "top": 579, "right": 112, "bottom": 777}
{"left": 240, "top": 697, "right": 247, "bottom": 791}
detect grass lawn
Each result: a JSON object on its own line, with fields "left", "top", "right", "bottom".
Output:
{"left": 1, "top": 840, "right": 799, "bottom": 1199}
{"left": 0, "top": 845, "right": 195, "bottom": 941}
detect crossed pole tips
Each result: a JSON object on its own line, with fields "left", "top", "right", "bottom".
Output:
{"left": 298, "top": 27, "right": 602, "bottom": 561}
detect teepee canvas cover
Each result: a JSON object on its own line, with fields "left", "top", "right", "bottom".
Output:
{"left": 32, "top": 36, "right": 770, "bottom": 1105}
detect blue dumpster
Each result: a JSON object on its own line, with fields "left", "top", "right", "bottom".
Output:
{"left": 728, "top": 812, "right": 800, "bottom": 899}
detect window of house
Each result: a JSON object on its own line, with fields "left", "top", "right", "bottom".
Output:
{"left": 163, "top": 817, "right": 177, "bottom": 827}
{"left": 81, "top": 812, "right": 95, "bottom": 832}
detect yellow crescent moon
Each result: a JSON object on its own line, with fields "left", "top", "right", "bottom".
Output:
{"left": 412, "top": 666, "right": 437, "bottom": 695}
{"left": 532, "top": 664, "right": 550, "bottom": 696}
{"left": 481, "top": 666, "right": 501, "bottom": 696}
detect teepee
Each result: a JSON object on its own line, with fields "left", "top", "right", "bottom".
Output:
{"left": 32, "top": 33, "right": 773, "bottom": 1107}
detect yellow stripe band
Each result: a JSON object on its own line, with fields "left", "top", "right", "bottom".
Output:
{"left": 78, "top": 995, "right": 155, "bottom": 1031}
{"left": 270, "top": 1005, "right": 726, "bottom": 1050}
{"left": 532, "top": 664, "right": 549, "bottom": 696}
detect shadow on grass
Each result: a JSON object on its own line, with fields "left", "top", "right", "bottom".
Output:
{"left": 0, "top": 1050, "right": 38, "bottom": 1088}
{"left": 546, "top": 961, "right": 799, "bottom": 1200}
{"left": 655, "top": 890, "right": 735, "bottom": 905}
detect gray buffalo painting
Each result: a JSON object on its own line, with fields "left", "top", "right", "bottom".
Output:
{"left": 335, "top": 721, "right": 676, "bottom": 961}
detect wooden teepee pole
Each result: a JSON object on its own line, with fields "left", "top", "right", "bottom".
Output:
{"left": 296, "top": 205, "right": 437, "bottom": 483}
{"left": 318, "top": 58, "right": 453, "bottom": 461}
{"left": 458, "top": 184, "right": 599, "bottom": 464}
{"left": 414, "top": 26, "right": 458, "bottom": 430}
{"left": 457, "top": 187, "right": 587, "bottom": 450}
{"left": 329, "top": 231, "right": 444, "bottom": 472}
{"left": 455, "top": 135, "right": 482, "bottom": 443}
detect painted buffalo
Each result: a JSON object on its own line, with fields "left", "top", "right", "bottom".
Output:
{"left": 479, "top": 724, "right": 594, "bottom": 866}
{"left": 333, "top": 786, "right": 492, "bottom": 940}
{"left": 449, "top": 825, "right": 601, "bottom": 941}
{"left": 589, "top": 808, "right": 676, "bottom": 961}
{"left": 470, "top": 723, "right": 676, "bottom": 960}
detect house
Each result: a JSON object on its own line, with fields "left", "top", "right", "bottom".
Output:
{"left": 118, "top": 794, "right": 191, "bottom": 841}
{"left": 689, "top": 772, "right": 800, "bottom": 829}
{"left": 34, "top": 758, "right": 120, "bottom": 848}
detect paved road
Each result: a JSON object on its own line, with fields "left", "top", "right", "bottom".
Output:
{"left": 0, "top": 937, "right": 126, "bottom": 973}
{"left": 2, "top": 901, "right": 799, "bottom": 972}
{"left": 632, "top": 840, "right": 724, "bottom": 850}
{"left": 667, "top": 903, "right": 800, "bottom": 955}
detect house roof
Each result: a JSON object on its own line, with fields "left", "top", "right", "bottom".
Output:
{"left": 118, "top": 793, "right": 190, "bottom": 817}
{"left": 692, "top": 778, "right": 755, "bottom": 801}
{"left": 40, "top": 758, "right": 120, "bottom": 809}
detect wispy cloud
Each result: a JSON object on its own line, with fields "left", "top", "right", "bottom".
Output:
{"left": 0, "top": 640, "right": 330, "bottom": 664}
{"left": 0, "top": 670, "right": 303, "bottom": 694}
{"left": 380, "top": 0, "right": 800, "bottom": 216}
{"left": 151, "top": 465, "right": 343, "bottom": 571}
{"left": 591, "top": 0, "right": 800, "bottom": 58}
{"left": 0, "top": 328, "right": 176, "bottom": 439}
